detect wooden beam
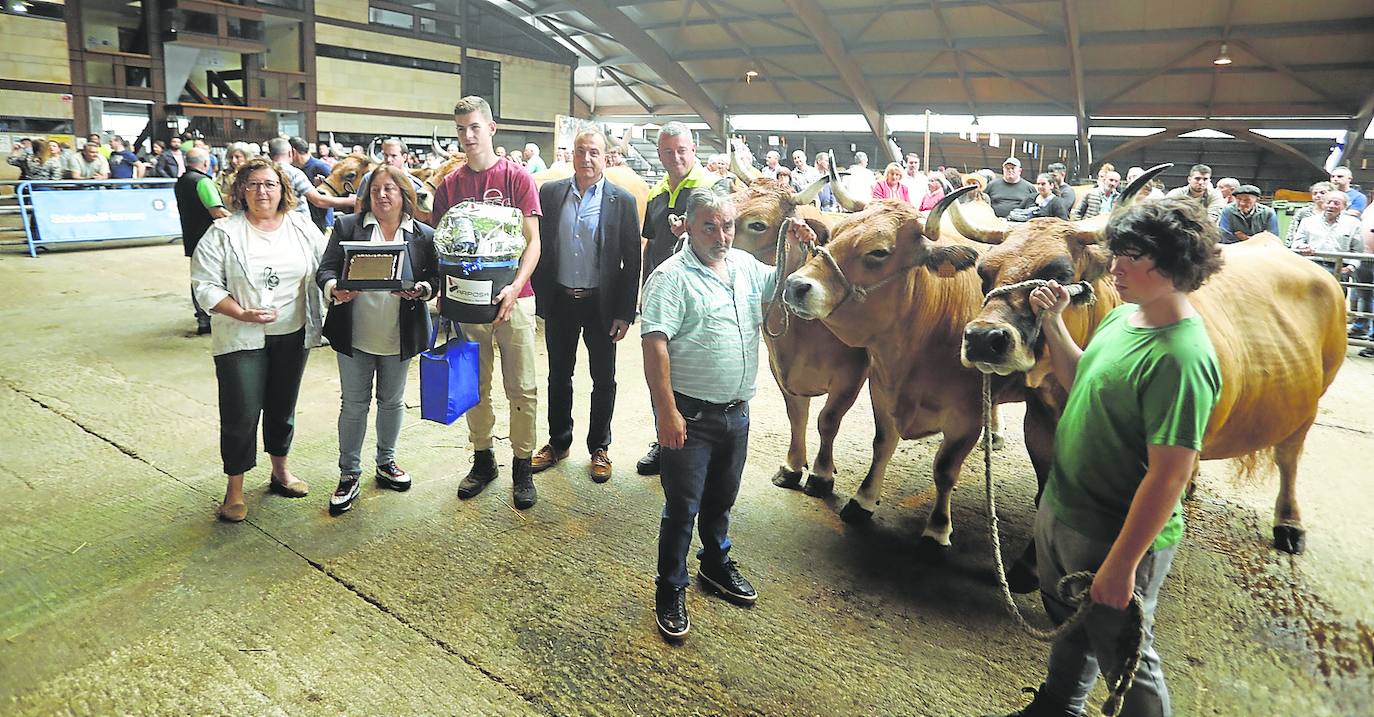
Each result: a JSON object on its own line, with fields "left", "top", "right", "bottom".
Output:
{"left": 1061, "top": 0, "right": 1090, "bottom": 175}
{"left": 1228, "top": 39, "right": 1346, "bottom": 106}
{"left": 1226, "top": 127, "right": 1330, "bottom": 177}
{"left": 981, "top": 0, "right": 1060, "bottom": 36}
{"left": 696, "top": 0, "right": 803, "bottom": 116}
{"left": 962, "top": 49, "right": 1074, "bottom": 112}
{"left": 511, "top": 0, "right": 656, "bottom": 114}
{"left": 1338, "top": 84, "right": 1374, "bottom": 168}
{"left": 566, "top": 0, "right": 727, "bottom": 142}
{"left": 1093, "top": 127, "right": 1193, "bottom": 168}
{"left": 782, "top": 0, "right": 896, "bottom": 161}
{"left": 1096, "top": 42, "right": 1211, "bottom": 109}
{"left": 929, "top": 0, "right": 981, "bottom": 122}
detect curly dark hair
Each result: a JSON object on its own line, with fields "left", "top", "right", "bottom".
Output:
{"left": 1105, "top": 198, "right": 1224, "bottom": 293}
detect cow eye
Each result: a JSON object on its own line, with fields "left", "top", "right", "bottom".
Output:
{"left": 866, "top": 248, "right": 892, "bottom": 259}
{"left": 747, "top": 220, "right": 768, "bottom": 233}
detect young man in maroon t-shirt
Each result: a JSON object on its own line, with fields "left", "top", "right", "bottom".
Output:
{"left": 431, "top": 96, "right": 543, "bottom": 509}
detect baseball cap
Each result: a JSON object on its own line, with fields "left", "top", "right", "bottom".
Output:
{"left": 1002, "top": 157, "right": 1021, "bottom": 167}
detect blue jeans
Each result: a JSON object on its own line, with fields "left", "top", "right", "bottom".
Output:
{"left": 656, "top": 394, "right": 750, "bottom": 589}
{"left": 1035, "top": 504, "right": 1176, "bottom": 717}
{"left": 336, "top": 350, "right": 411, "bottom": 478}
{"left": 1351, "top": 262, "right": 1372, "bottom": 335}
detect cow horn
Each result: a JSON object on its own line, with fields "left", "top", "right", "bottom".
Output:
{"left": 826, "top": 150, "right": 865, "bottom": 212}
{"left": 368, "top": 138, "right": 384, "bottom": 164}
{"left": 432, "top": 126, "right": 451, "bottom": 159}
{"left": 791, "top": 173, "right": 827, "bottom": 207}
{"left": 1117, "top": 162, "right": 1172, "bottom": 210}
{"left": 728, "top": 139, "right": 761, "bottom": 184}
{"left": 947, "top": 194, "right": 1010, "bottom": 244}
{"left": 922, "top": 184, "right": 977, "bottom": 241}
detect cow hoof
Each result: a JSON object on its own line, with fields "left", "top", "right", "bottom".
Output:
{"left": 914, "top": 536, "right": 948, "bottom": 563}
{"left": 803, "top": 474, "right": 834, "bottom": 497}
{"left": 1006, "top": 559, "right": 1040, "bottom": 594}
{"left": 840, "top": 499, "right": 874, "bottom": 523}
{"left": 771, "top": 468, "right": 804, "bottom": 490}
{"left": 990, "top": 432, "right": 1006, "bottom": 451}
{"left": 1273, "top": 525, "right": 1306, "bottom": 555}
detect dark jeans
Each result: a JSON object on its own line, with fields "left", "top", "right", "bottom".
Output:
{"left": 657, "top": 393, "right": 750, "bottom": 589}
{"left": 1352, "top": 263, "right": 1372, "bottom": 335}
{"left": 213, "top": 329, "right": 310, "bottom": 476}
{"left": 544, "top": 291, "right": 616, "bottom": 453}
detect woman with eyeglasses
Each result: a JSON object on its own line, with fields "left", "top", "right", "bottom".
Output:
{"left": 315, "top": 165, "right": 438, "bottom": 515}
{"left": 191, "top": 157, "right": 327, "bottom": 522}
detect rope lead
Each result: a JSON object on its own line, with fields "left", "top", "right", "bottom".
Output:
{"left": 981, "top": 373, "right": 1145, "bottom": 716}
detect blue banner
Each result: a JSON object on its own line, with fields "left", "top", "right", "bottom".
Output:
{"left": 29, "top": 187, "right": 181, "bottom": 242}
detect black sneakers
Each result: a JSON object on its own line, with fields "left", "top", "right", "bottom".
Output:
{"left": 329, "top": 476, "right": 360, "bottom": 515}
{"left": 697, "top": 559, "right": 757, "bottom": 605}
{"left": 654, "top": 581, "right": 690, "bottom": 642}
{"left": 512, "top": 456, "right": 537, "bottom": 509}
{"left": 981, "top": 687, "right": 1083, "bottom": 717}
{"left": 636, "top": 442, "right": 662, "bottom": 476}
{"left": 457, "top": 449, "right": 498, "bottom": 499}
{"left": 375, "top": 462, "right": 411, "bottom": 491}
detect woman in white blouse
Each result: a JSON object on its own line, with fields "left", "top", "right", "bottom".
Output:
{"left": 191, "top": 158, "right": 326, "bottom": 522}
{"left": 316, "top": 165, "right": 439, "bottom": 515}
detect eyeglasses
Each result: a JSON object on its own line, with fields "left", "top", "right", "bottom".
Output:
{"left": 246, "top": 181, "right": 280, "bottom": 192}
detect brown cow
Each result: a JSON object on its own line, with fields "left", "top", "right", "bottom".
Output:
{"left": 725, "top": 173, "right": 872, "bottom": 491}
{"left": 315, "top": 155, "right": 376, "bottom": 200}
{"left": 782, "top": 191, "right": 1013, "bottom": 555}
{"left": 958, "top": 165, "right": 1346, "bottom": 558}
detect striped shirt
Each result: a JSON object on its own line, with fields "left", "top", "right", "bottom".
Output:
{"left": 640, "top": 246, "right": 780, "bottom": 404}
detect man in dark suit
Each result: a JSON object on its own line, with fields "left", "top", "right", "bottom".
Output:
{"left": 530, "top": 129, "right": 642, "bottom": 482}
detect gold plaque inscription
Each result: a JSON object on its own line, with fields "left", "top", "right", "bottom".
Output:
{"left": 347, "top": 253, "right": 400, "bottom": 281}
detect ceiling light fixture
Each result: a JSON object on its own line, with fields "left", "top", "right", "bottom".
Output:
{"left": 1213, "top": 43, "right": 1232, "bottom": 66}
{"left": 745, "top": 69, "right": 759, "bottom": 84}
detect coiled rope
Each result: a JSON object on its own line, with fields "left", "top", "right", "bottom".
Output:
{"left": 978, "top": 284, "right": 1145, "bottom": 716}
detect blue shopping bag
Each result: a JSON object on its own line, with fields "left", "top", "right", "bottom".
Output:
{"left": 419, "top": 317, "right": 480, "bottom": 424}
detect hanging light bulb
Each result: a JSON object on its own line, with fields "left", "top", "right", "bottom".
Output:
{"left": 1213, "top": 43, "right": 1232, "bottom": 66}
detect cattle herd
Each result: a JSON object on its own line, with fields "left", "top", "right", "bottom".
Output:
{"left": 318, "top": 144, "right": 1343, "bottom": 585}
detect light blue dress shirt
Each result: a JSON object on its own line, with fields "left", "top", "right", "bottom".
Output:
{"left": 556, "top": 175, "right": 605, "bottom": 289}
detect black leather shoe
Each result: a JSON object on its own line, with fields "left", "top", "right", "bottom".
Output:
{"left": 697, "top": 559, "right": 757, "bottom": 605}
{"left": 1359, "top": 346, "right": 1374, "bottom": 358}
{"left": 457, "top": 450, "right": 498, "bottom": 500}
{"left": 636, "top": 442, "right": 662, "bottom": 476}
{"left": 981, "top": 686, "right": 1082, "bottom": 717}
{"left": 512, "top": 457, "right": 537, "bottom": 509}
{"left": 654, "top": 581, "right": 690, "bottom": 642}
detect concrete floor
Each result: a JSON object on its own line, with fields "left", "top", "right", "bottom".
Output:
{"left": 1, "top": 240, "right": 1371, "bottom": 716}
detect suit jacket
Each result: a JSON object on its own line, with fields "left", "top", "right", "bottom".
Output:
{"left": 316, "top": 213, "right": 439, "bottom": 361}
{"left": 533, "top": 175, "right": 642, "bottom": 330}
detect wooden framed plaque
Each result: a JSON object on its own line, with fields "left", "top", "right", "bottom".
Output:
{"left": 338, "top": 241, "right": 415, "bottom": 291}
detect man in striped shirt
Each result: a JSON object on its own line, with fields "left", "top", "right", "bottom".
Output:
{"left": 640, "top": 188, "right": 810, "bottom": 642}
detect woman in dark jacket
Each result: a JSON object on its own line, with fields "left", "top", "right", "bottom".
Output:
{"left": 316, "top": 165, "right": 439, "bottom": 514}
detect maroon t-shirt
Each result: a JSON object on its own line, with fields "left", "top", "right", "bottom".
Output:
{"left": 433, "top": 156, "right": 542, "bottom": 298}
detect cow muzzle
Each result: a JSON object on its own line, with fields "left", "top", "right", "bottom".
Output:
{"left": 783, "top": 275, "right": 831, "bottom": 320}
{"left": 961, "top": 320, "right": 1034, "bottom": 375}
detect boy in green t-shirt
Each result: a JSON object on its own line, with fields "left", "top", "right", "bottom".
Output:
{"left": 987, "top": 199, "right": 1223, "bottom": 717}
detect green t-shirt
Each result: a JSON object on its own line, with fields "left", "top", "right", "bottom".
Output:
{"left": 1043, "top": 304, "right": 1221, "bottom": 551}
{"left": 195, "top": 176, "right": 224, "bottom": 210}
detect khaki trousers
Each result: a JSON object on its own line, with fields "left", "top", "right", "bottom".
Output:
{"left": 459, "top": 296, "right": 538, "bottom": 458}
